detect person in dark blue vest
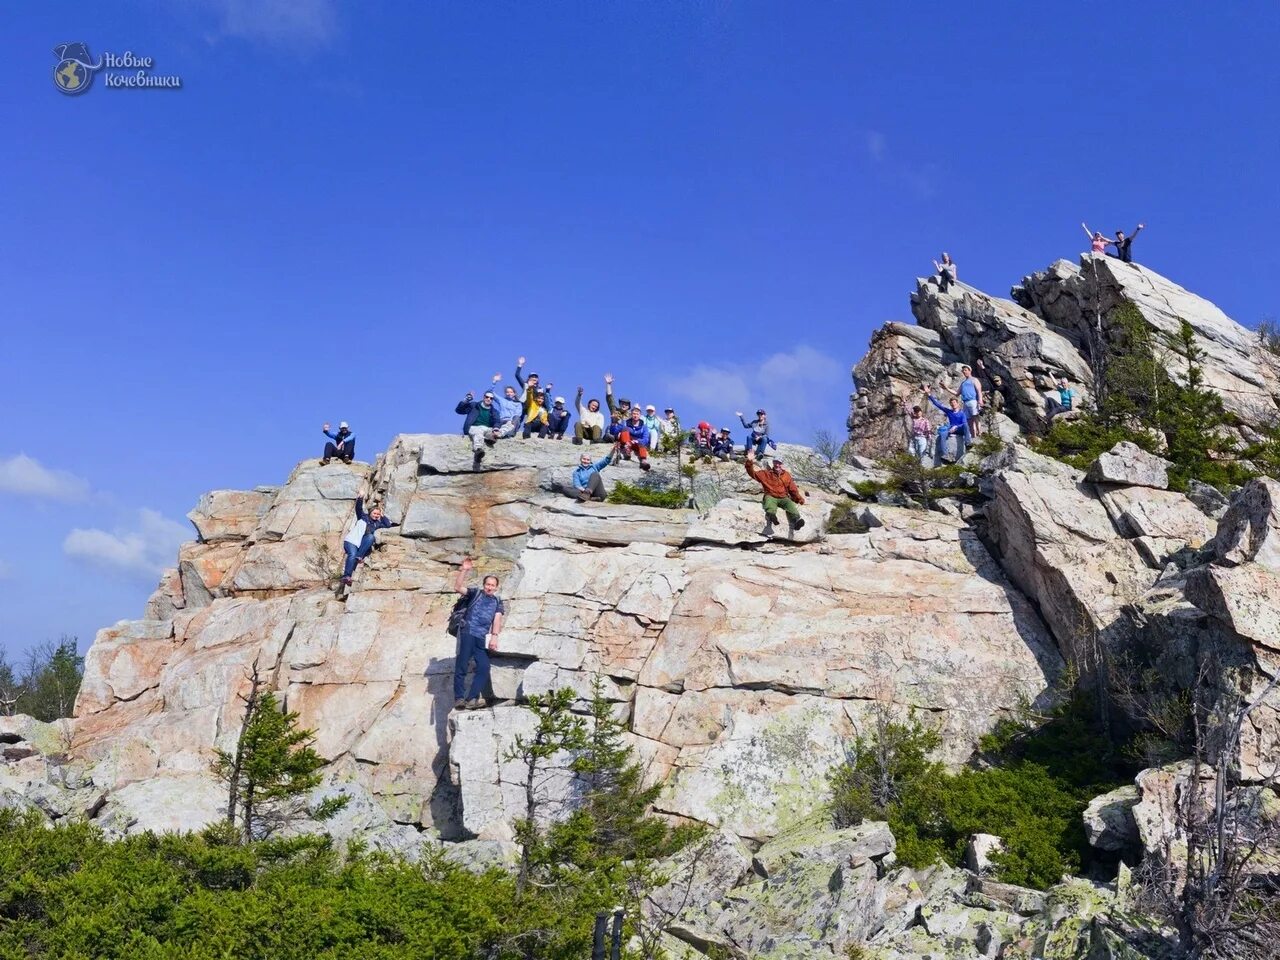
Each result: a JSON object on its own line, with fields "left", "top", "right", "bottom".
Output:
{"left": 452, "top": 557, "right": 505, "bottom": 710}
{"left": 341, "top": 497, "right": 397, "bottom": 585}
{"left": 321, "top": 422, "right": 355, "bottom": 464}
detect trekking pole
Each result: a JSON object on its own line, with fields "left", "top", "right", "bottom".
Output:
{"left": 610, "top": 907, "right": 624, "bottom": 960}
{"left": 591, "top": 912, "right": 608, "bottom": 960}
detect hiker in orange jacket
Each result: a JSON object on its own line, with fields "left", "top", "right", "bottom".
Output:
{"left": 744, "top": 450, "right": 806, "bottom": 538}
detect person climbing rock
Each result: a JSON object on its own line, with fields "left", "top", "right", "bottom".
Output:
{"left": 925, "top": 386, "right": 970, "bottom": 465}
{"left": 452, "top": 557, "right": 504, "bottom": 710}
{"left": 616, "top": 407, "right": 653, "bottom": 471}
{"left": 543, "top": 396, "right": 571, "bottom": 439}
{"left": 572, "top": 451, "right": 612, "bottom": 502}
{"left": 953, "top": 365, "right": 984, "bottom": 437}
{"left": 341, "top": 496, "right": 397, "bottom": 586}
{"left": 1045, "top": 376, "right": 1074, "bottom": 421}
{"left": 903, "top": 401, "right": 931, "bottom": 462}
{"left": 455, "top": 389, "right": 500, "bottom": 469}
{"left": 573, "top": 387, "right": 606, "bottom": 444}
{"left": 737, "top": 409, "right": 775, "bottom": 458}
{"left": 1081, "top": 222, "right": 1108, "bottom": 254}
{"left": 321, "top": 422, "right": 355, "bottom": 464}
{"left": 1107, "top": 224, "right": 1145, "bottom": 264}
{"left": 603, "top": 373, "right": 632, "bottom": 419}
{"left": 712, "top": 427, "right": 735, "bottom": 461}
{"left": 744, "top": 450, "right": 806, "bottom": 538}
{"left": 933, "top": 252, "right": 957, "bottom": 292}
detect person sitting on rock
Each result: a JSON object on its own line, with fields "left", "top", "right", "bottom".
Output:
{"left": 903, "top": 401, "right": 931, "bottom": 462}
{"left": 925, "top": 386, "right": 970, "bottom": 465}
{"left": 642, "top": 405, "right": 665, "bottom": 453}
{"left": 932, "top": 252, "right": 957, "bottom": 293}
{"left": 615, "top": 407, "right": 653, "bottom": 471}
{"left": 712, "top": 427, "right": 736, "bottom": 461}
{"left": 452, "top": 557, "right": 504, "bottom": 711}
{"left": 744, "top": 450, "right": 806, "bottom": 538}
{"left": 661, "top": 407, "right": 681, "bottom": 452}
{"left": 455, "top": 389, "right": 500, "bottom": 469}
{"left": 1107, "top": 224, "right": 1145, "bottom": 264}
{"left": 341, "top": 496, "right": 397, "bottom": 586}
{"left": 737, "top": 409, "right": 776, "bottom": 458}
{"left": 603, "top": 373, "right": 632, "bottom": 419}
{"left": 521, "top": 388, "right": 551, "bottom": 438}
{"left": 606, "top": 410, "right": 626, "bottom": 445}
{"left": 1081, "top": 222, "right": 1108, "bottom": 255}
{"left": 542, "top": 396, "right": 571, "bottom": 439}
{"left": 572, "top": 450, "right": 612, "bottom": 502}
{"left": 1045, "top": 376, "right": 1075, "bottom": 421}
{"left": 321, "top": 422, "right": 355, "bottom": 464}
{"left": 690, "top": 421, "right": 715, "bottom": 456}
{"left": 573, "top": 387, "right": 606, "bottom": 444}
{"left": 491, "top": 376, "right": 524, "bottom": 439}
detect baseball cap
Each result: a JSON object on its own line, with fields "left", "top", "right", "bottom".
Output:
{"left": 645, "top": 404, "right": 656, "bottom": 412}
{"left": 554, "top": 396, "right": 565, "bottom": 404}
{"left": 339, "top": 421, "right": 349, "bottom": 428}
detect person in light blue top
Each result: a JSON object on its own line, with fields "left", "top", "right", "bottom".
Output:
{"left": 737, "top": 409, "right": 776, "bottom": 458}
{"left": 925, "top": 386, "right": 970, "bottom": 465}
{"left": 571, "top": 451, "right": 612, "bottom": 501}
{"left": 1046, "top": 376, "right": 1074, "bottom": 421}
{"left": 953, "top": 365, "right": 985, "bottom": 437}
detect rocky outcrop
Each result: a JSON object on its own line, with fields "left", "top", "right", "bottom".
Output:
{"left": 53, "top": 434, "right": 1063, "bottom": 848}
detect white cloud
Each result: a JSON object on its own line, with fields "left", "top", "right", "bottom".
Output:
{"left": 197, "top": 0, "right": 338, "bottom": 48}
{"left": 63, "top": 509, "right": 191, "bottom": 579}
{"left": 861, "top": 129, "right": 938, "bottom": 199}
{"left": 662, "top": 345, "right": 847, "bottom": 444}
{"left": 0, "top": 454, "right": 90, "bottom": 502}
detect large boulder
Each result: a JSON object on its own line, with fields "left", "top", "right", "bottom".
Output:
{"left": 1086, "top": 441, "right": 1171, "bottom": 489}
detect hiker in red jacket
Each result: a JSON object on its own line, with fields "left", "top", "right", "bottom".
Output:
{"left": 744, "top": 451, "right": 806, "bottom": 538}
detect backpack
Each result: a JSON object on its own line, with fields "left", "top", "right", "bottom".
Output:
{"left": 446, "top": 590, "right": 478, "bottom": 637}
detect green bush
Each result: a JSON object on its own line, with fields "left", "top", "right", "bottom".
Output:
{"left": 607, "top": 481, "right": 687, "bottom": 509}
{"left": 829, "top": 696, "right": 1136, "bottom": 890}
{"left": 849, "top": 480, "right": 886, "bottom": 499}
{"left": 827, "top": 499, "right": 870, "bottom": 534}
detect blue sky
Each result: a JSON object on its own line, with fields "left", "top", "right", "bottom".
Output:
{"left": 2, "top": 2, "right": 1277, "bottom": 658}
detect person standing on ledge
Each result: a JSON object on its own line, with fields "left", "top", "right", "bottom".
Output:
{"left": 1107, "top": 224, "right": 1146, "bottom": 264}
{"left": 321, "top": 422, "right": 355, "bottom": 464}
{"left": 932, "top": 252, "right": 957, "bottom": 292}
{"left": 452, "top": 557, "right": 504, "bottom": 711}
{"left": 744, "top": 450, "right": 806, "bottom": 539}
{"left": 341, "top": 496, "right": 397, "bottom": 586}
{"left": 953, "top": 364, "right": 984, "bottom": 437}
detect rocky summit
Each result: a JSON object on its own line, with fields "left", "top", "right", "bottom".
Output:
{"left": 4, "top": 254, "right": 1280, "bottom": 958}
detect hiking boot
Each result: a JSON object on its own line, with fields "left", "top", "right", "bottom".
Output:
{"left": 640, "top": 461, "right": 651, "bottom": 472}
{"left": 464, "top": 697, "right": 485, "bottom": 710}
{"left": 341, "top": 576, "right": 352, "bottom": 587}
{"left": 623, "top": 453, "right": 632, "bottom": 461}
{"left": 572, "top": 437, "right": 583, "bottom": 445}
{"left": 760, "top": 517, "right": 776, "bottom": 538}
{"left": 793, "top": 517, "right": 806, "bottom": 530}
{"left": 453, "top": 698, "right": 466, "bottom": 710}
{"left": 320, "top": 458, "right": 330, "bottom": 466}
{"left": 473, "top": 449, "right": 485, "bottom": 468}
{"left": 576, "top": 488, "right": 591, "bottom": 502}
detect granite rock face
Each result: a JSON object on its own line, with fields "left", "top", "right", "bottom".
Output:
{"left": 56, "top": 434, "right": 1063, "bottom": 846}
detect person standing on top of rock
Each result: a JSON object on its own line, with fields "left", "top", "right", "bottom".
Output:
{"left": 902, "top": 401, "right": 931, "bottom": 462}
{"left": 603, "top": 373, "right": 632, "bottom": 419}
{"left": 932, "top": 252, "right": 957, "bottom": 292}
{"left": 321, "top": 422, "right": 355, "bottom": 465}
{"left": 341, "top": 496, "right": 397, "bottom": 586}
{"left": 642, "top": 405, "right": 665, "bottom": 453}
{"left": 1081, "top": 223, "right": 1108, "bottom": 255}
{"left": 1045, "top": 376, "right": 1075, "bottom": 421}
{"left": 571, "top": 450, "right": 612, "bottom": 502}
{"left": 1107, "top": 224, "right": 1146, "bottom": 264}
{"left": 737, "top": 409, "right": 775, "bottom": 459}
{"left": 573, "top": 387, "right": 606, "bottom": 444}
{"left": 455, "top": 388, "right": 500, "bottom": 469}
{"left": 616, "top": 406, "right": 653, "bottom": 471}
{"left": 744, "top": 450, "right": 806, "bottom": 538}
{"left": 452, "top": 557, "right": 504, "bottom": 711}
{"left": 925, "top": 385, "right": 970, "bottom": 465}
{"left": 542, "top": 396, "right": 571, "bottom": 439}
{"left": 949, "top": 365, "right": 985, "bottom": 437}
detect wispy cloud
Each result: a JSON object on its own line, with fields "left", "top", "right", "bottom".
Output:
{"left": 861, "top": 129, "right": 939, "bottom": 200}
{"left": 865, "top": 130, "right": 887, "bottom": 163}
{"left": 63, "top": 509, "right": 190, "bottom": 579}
{"left": 662, "top": 345, "right": 847, "bottom": 444}
{"left": 195, "top": 0, "right": 339, "bottom": 48}
{"left": 0, "top": 454, "right": 90, "bottom": 502}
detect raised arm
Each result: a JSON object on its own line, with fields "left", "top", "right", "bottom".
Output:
{"left": 926, "top": 393, "right": 949, "bottom": 414}
{"left": 454, "top": 556, "right": 473, "bottom": 595}
{"left": 575, "top": 386, "right": 586, "bottom": 417}
{"left": 1081, "top": 222, "right": 1093, "bottom": 239}
{"left": 354, "top": 497, "right": 368, "bottom": 522}
{"left": 514, "top": 357, "right": 527, "bottom": 389}
{"left": 1131, "top": 223, "right": 1145, "bottom": 237}
{"left": 604, "top": 374, "right": 617, "bottom": 414}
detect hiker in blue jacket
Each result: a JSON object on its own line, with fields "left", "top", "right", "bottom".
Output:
{"left": 737, "top": 409, "right": 775, "bottom": 458}
{"left": 617, "top": 407, "right": 653, "bottom": 471}
{"left": 455, "top": 389, "right": 501, "bottom": 469}
{"left": 543, "top": 396, "right": 571, "bottom": 439}
{"left": 489, "top": 375, "right": 524, "bottom": 439}
{"left": 712, "top": 427, "right": 736, "bottom": 461}
{"left": 321, "top": 422, "right": 355, "bottom": 464}
{"left": 925, "top": 386, "right": 970, "bottom": 465}
{"left": 571, "top": 451, "right": 612, "bottom": 501}
{"left": 451, "top": 556, "right": 504, "bottom": 710}
{"left": 341, "top": 497, "right": 397, "bottom": 585}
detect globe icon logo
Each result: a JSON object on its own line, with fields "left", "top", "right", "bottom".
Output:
{"left": 52, "top": 42, "right": 102, "bottom": 96}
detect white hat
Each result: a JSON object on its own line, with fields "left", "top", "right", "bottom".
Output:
{"left": 339, "top": 421, "right": 349, "bottom": 429}
{"left": 554, "top": 396, "right": 565, "bottom": 404}
{"left": 645, "top": 404, "right": 656, "bottom": 412}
